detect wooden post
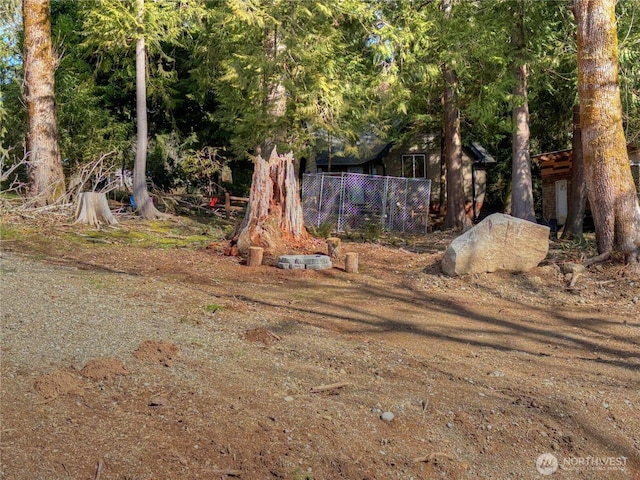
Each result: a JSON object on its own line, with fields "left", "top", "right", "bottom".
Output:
{"left": 345, "top": 252, "right": 359, "bottom": 273}
{"left": 247, "top": 246, "right": 264, "bottom": 267}
{"left": 326, "top": 237, "right": 341, "bottom": 258}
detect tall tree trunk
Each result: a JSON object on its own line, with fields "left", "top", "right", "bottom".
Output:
{"left": 133, "top": 0, "right": 163, "bottom": 220}
{"left": 561, "top": 105, "right": 587, "bottom": 240}
{"left": 23, "top": 0, "right": 65, "bottom": 206}
{"left": 261, "top": 25, "right": 287, "bottom": 159}
{"left": 442, "top": 0, "right": 465, "bottom": 230}
{"left": 510, "top": 10, "right": 536, "bottom": 223}
{"left": 575, "top": 0, "right": 640, "bottom": 263}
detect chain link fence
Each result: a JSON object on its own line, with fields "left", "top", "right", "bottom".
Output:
{"left": 302, "top": 172, "right": 431, "bottom": 235}
{"left": 632, "top": 163, "right": 640, "bottom": 200}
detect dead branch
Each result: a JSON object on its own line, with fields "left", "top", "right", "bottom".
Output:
{"left": 310, "top": 382, "right": 349, "bottom": 393}
{"left": 94, "top": 460, "right": 104, "bottom": 480}
{"left": 67, "top": 151, "right": 118, "bottom": 201}
{"left": 0, "top": 154, "right": 28, "bottom": 183}
{"left": 583, "top": 252, "right": 611, "bottom": 268}
{"left": 567, "top": 272, "right": 582, "bottom": 289}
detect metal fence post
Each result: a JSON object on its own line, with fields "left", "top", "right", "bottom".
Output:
{"left": 338, "top": 172, "right": 345, "bottom": 232}
{"left": 317, "top": 174, "right": 325, "bottom": 228}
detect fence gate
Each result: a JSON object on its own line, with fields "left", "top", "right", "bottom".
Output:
{"left": 302, "top": 172, "right": 431, "bottom": 235}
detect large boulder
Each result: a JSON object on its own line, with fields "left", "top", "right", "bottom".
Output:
{"left": 441, "top": 213, "right": 550, "bottom": 276}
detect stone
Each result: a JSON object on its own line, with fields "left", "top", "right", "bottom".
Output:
{"left": 276, "top": 254, "right": 332, "bottom": 270}
{"left": 441, "top": 213, "right": 550, "bottom": 276}
{"left": 380, "top": 411, "right": 395, "bottom": 422}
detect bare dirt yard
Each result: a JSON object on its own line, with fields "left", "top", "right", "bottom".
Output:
{"left": 1, "top": 215, "right": 639, "bottom": 480}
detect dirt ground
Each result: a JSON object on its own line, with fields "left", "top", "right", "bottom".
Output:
{"left": 1, "top": 216, "right": 639, "bottom": 480}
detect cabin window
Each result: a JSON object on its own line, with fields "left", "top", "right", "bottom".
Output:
{"left": 401, "top": 154, "right": 426, "bottom": 178}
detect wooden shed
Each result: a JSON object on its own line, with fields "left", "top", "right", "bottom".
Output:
{"left": 534, "top": 144, "right": 640, "bottom": 226}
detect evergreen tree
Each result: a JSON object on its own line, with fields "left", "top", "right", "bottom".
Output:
{"left": 23, "top": 0, "right": 66, "bottom": 205}
{"left": 575, "top": 0, "right": 640, "bottom": 264}
{"left": 81, "top": 0, "right": 206, "bottom": 218}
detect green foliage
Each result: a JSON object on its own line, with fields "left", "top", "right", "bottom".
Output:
{"left": 0, "top": 0, "right": 24, "bottom": 159}
{"left": 3, "top": 0, "right": 638, "bottom": 210}
{"left": 362, "top": 221, "right": 382, "bottom": 243}
{"left": 618, "top": 0, "right": 640, "bottom": 144}
{"left": 308, "top": 221, "right": 334, "bottom": 239}
{"left": 197, "top": 0, "right": 380, "bottom": 158}
{"left": 205, "top": 303, "right": 223, "bottom": 313}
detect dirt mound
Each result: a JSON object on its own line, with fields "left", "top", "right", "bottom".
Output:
{"left": 34, "top": 370, "right": 87, "bottom": 399}
{"left": 80, "top": 357, "right": 130, "bottom": 380}
{"left": 243, "top": 327, "right": 281, "bottom": 346}
{"left": 133, "top": 339, "right": 179, "bottom": 366}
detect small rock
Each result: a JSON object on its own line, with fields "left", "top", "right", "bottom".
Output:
{"left": 148, "top": 394, "right": 168, "bottom": 407}
{"left": 446, "top": 422, "right": 454, "bottom": 428}
{"left": 489, "top": 371, "right": 505, "bottom": 377}
{"left": 380, "top": 411, "right": 395, "bottom": 422}
{"left": 284, "top": 396, "right": 294, "bottom": 402}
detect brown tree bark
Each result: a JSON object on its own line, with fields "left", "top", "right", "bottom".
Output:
{"left": 561, "top": 105, "right": 587, "bottom": 240}
{"left": 234, "top": 147, "right": 308, "bottom": 256}
{"left": 133, "top": 0, "right": 163, "bottom": 220}
{"left": 510, "top": 10, "right": 536, "bottom": 223}
{"left": 23, "top": 0, "right": 66, "bottom": 205}
{"left": 442, "top": 0, "right": 465, "bottom": 230}
{"left": 575, "top": 0, "right": 640, "bottom": 263}
{"left": 261, "top": 25, "right": 287, "bottom": 161}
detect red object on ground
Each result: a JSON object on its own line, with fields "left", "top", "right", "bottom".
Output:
{"left": 209, "top": 197, "right": 218, "bottom": 208}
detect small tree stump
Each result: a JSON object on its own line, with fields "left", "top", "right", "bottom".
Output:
{"left": 247, "top": 246, "right": 264, "bottom": 267}
{"left": 74, "top": 192, "right": 118, "bottom": 227}
{"left": 327, "top": 237, "right": 342, "bottom": 258}
{"left": 345, "top": 252, "right": 359, "bottom": 273}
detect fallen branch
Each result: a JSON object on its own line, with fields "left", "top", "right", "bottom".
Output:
{"left": 310, "top": 382, "right": 349, "bottom": 393}
{"left": 583, "top": 252, "right": 611, "bottom": 268}
{"left": 94, "top": 460, "right": 104, "bottom": 480}
{"left": 413, "top": 452, "right": 455, "bottom": 463}
{"left": 567, "top": 272, "right": 582, "bottom": 289}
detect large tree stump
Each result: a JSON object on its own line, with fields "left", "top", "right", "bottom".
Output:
{"left": 74, "top": 192, "right": 118, "bottom": 227}
{"left": 234, "top": 147, "right": 308, "bottom": 256}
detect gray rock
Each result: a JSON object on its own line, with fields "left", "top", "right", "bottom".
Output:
{"left": 276, "top": 254, "right": 332, "bottom": 270}
{"left": 380, "top": 411, "right": 395, "bottom": 422}
{"left": 441, "top": 213, "right": 550, "bottom": 276}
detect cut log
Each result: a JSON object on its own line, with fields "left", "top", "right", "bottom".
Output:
{"left": 74, "top": 192, "right": 118, "bottom": 227}
{"left": 247, "top": 246, "right": 264, "bottom": 267}
{"left": 327, "top": 237, "right": 342, "bottom": 258}
{"left": 345, "top": 252, "right": 359, "bottom": 273}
